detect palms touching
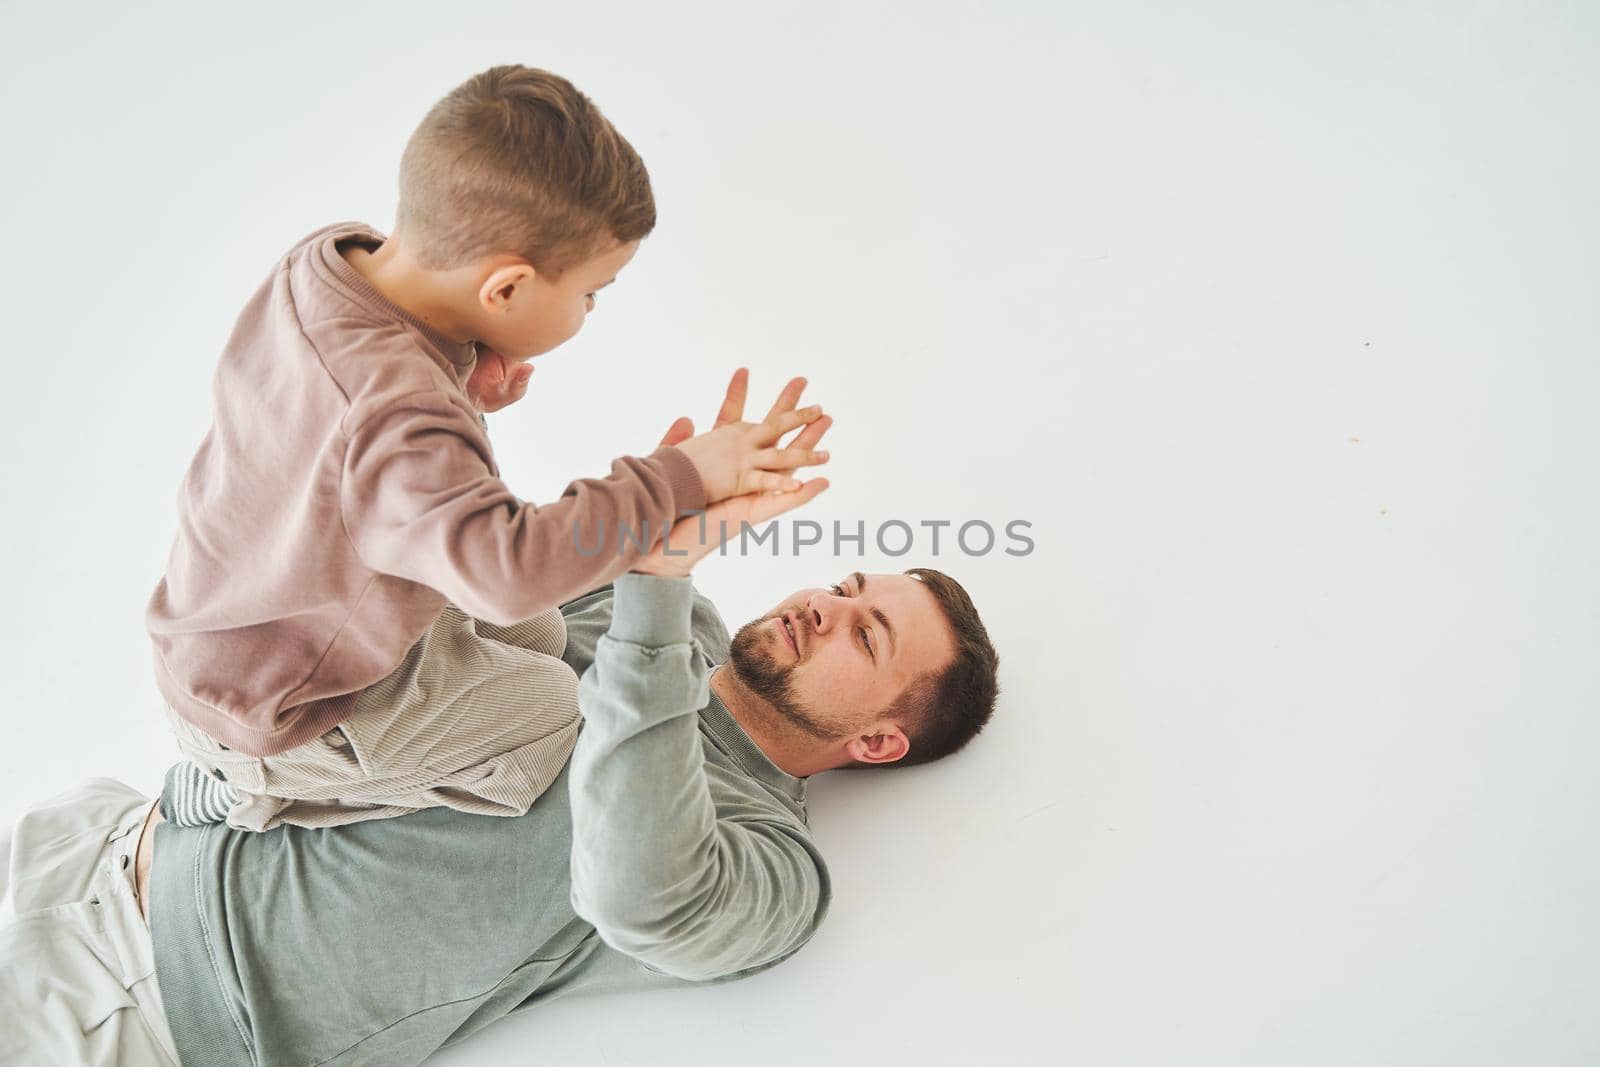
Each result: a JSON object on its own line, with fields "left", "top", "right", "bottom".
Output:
{"left": 638, "top": 369, "right": 833, "bottom": 577}
{"left": 670, "top": 370, "right": 831, "bottom": 501}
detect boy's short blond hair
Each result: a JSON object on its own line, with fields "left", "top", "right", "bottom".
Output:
{"left": 396, "top": 65, "right": 655, "bottom": 277}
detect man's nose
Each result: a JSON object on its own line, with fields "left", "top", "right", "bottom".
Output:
{"left": 805, "top": 589, "right": 845, "bottom": 632}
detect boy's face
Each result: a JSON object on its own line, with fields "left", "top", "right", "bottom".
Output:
{"left": 473, "top": 239, "right": 639, "bottom": 361}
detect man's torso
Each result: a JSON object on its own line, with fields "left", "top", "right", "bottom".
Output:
{"left": 146, "top": 584, "right": 822, "bottom": 1066}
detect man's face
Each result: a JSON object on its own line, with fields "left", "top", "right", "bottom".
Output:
{"left": 727, "top": 572, "right": 956, "bottom": 742}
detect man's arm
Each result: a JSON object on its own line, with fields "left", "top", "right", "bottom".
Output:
{"left": 567, "top": 573, "right": 827, "bottom": 982}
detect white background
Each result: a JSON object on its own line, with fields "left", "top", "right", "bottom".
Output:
{"left": 2, "top": 2, "right": 1596, "bottom": 1064}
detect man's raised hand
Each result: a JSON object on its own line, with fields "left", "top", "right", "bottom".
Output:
{"left": 631, "top": 477, "right": 832, "bottom": 579}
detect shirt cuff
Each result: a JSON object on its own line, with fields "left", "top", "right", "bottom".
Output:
{"left": 609, "top": 573, "right": 696, "bottom": 647}
{"left": 649, "top": 446, "right": 707, "bottom": 516}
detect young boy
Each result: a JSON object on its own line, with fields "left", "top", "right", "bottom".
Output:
{"left": 146, "top": 65, "right": 828, "bottom": 831}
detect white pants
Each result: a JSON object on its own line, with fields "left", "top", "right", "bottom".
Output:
{"left": 0, "top": 778, "right": 180, "bottom": 1066}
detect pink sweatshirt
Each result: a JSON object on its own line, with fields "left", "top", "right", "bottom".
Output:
{"left": 146, "top": 222, "right": 705, "bottom": 756}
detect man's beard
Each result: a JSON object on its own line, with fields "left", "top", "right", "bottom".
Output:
{"left": 726, "top": 612, "right": 852, "bottom": 742}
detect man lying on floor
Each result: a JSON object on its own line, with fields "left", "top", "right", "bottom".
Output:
{"left": 1, "top": 552, "right": 999, "bottom": 1065}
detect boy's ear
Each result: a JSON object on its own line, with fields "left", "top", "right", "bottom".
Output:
{"left": 478, "top": 262, "right": 538, "bottom": 313}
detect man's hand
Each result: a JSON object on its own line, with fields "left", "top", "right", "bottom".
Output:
{"left": 466, "top": 345, "right": 534, "bottom": 413}
{"left": 635, "top": 401, "right": 833, "bottom": 578}
{"left": 670, "top": 369, "right": 830, "bottom": 504}
{"left": 631, "top": 481, "right": 831, "bottom": 579}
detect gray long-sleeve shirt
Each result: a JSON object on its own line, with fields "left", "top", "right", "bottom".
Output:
{"left": 148, "top": 575, "right": 832, "bottom": 1065}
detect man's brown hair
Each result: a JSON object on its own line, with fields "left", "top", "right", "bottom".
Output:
{"left": 396, "top": 64, "right": 655, "bottom": 276}
{"left": 863, "top": 568, "right": 1000, "bottom": 769}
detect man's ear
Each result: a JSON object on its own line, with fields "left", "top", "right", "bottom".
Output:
{"left": 847, "top": 725, "right": 909, "bottom": 767}
{"left": 478, "top": 262, "right": 537, "bottom": 314}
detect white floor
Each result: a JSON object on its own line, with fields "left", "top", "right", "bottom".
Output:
{"left": 2, "top": 3, "right": 1595, "bottom": 1064}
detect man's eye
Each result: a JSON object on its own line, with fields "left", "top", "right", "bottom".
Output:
{"left": 859, "top": 627, "right": 873, "bottom": 657}
{"left": 829, "top": 583, "right": 844, "bottom": 596}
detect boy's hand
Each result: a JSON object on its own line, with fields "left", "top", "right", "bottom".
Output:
{"left": 672, "top": 369, "right": 830, "bottom": 504}
{"left": 655, "top": 415, "right": 696, "bottom": 449}
{"left": 467, "top": 345, "right": 534, "bottom": 413}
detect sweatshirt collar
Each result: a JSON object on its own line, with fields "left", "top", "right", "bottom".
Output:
{"left": 701, "top": 665, "right": 809, "bottom": 810}
{"left": 316, "top": 223, "right": 479, "bottom": 370}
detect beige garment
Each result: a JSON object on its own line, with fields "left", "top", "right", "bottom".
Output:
{"left": 166, "top": 604, "right": 582, "bottom": 831}
{"left": 0, "top": 779, "right": 179, "bottom": 1067}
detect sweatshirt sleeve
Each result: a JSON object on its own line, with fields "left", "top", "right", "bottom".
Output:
{"left": 568, "top": 574, "right": 828, "bottom": 983}
{"left": 340, "top": 392, "right": 706, "bottom": 626}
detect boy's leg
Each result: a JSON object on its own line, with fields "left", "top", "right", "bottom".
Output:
{"left": 163, "top": 703, "right": 413, "bottom": 829}
{"left": 294, "top": 604, "right": 581, "bottom": 821}
{"left": 160, "top": 604, "right": 581, "bottom": 831}
{"left": 160, "top": 604, "right": 583, "bottom": 831}
{"left": 160, "top": 706, "right": 288, "bottom": 829}
{"left": 472, "top": 604, "right": 568, "bottom": 658}
{"left": 159, "top": 762, "right": 238, "bottom": 826}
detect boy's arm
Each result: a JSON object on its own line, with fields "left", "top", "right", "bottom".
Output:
{"left": 567, "top": 574, "right": 829, "bottom": 982}
{"left": 340, "top": 392, "right": 705, "bottom": 626}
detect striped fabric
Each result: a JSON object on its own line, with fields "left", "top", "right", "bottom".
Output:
{"left": 160, "top": 604, "right": 581, "bottom": 831}
{"left": 161, "top": 763, "right": 239, "bottom": 826}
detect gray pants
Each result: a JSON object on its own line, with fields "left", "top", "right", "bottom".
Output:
{"left": 166, "top": 604, "right": 582, "bottom": 831}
